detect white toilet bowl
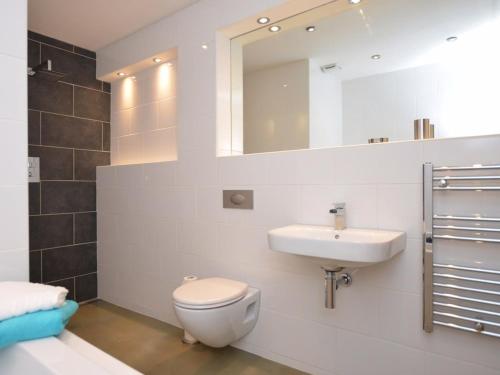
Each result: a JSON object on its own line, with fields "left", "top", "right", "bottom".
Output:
{"left": 173, "top": 277, "right": 260, "bottom": 348}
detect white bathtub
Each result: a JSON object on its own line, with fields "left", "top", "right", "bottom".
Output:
{"left": 0, "top": 331, "right": 141, "bottom": 375}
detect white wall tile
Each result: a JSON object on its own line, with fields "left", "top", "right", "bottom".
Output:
{"left": 0, "top": 55, "right": 27, "bottom": 122}
{"left": 0, "top": 119, "right": 26, "bottom": 186}
{"left": 0, "top": 0, "right": 26, "bottom": 59}
{"left": 158, "top": 98, "right": 177, "bottom": 129}
{"left": 0, "top": 186, "right": 28, "bottom": 252}
{"left": 0, "top": 249, "right": 28, "bottom": 282}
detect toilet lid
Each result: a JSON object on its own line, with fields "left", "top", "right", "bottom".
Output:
{"left": 173, "top": 278, "right": 248, "bottom": 308}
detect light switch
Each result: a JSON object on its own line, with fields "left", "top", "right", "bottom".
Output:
{"left": 28, "top": 157, "right": 40, "bottom": 183}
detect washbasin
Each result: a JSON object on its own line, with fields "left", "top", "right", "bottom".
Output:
{"left": 267, "top": 225, "right": 406, "bottom": 268}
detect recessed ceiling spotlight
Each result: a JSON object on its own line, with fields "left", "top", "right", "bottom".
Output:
{"left": 371, "top": 54, "right": 381, "bottom": 60}
{"left": 116, "top": 72, "right": 127, "bottom": 77}
{"left": 306, "top": 26, "right": 316, "bottom": 32}
{"left": 201, "top": 44, "right": 208, "bottom": 50}
{"left": 446, "top": 36, "right": 458, "bottom": 42}
{"left": 269, "top": 25, "right": 281, "bottom": 33}
{"left": 282, "top": 83, "right": 288, "bottom": 88}
{"left": 153, "top": 57, "right": 162, "bottom": 63}
{"left": 257, "top": 17, "right": 270, "bottom": 24}
{"left": 349, "top": 0, "right": 362, "bottom": 4}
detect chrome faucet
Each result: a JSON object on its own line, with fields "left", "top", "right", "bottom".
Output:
{"left": 329, "top": 203, "right": 346, "bottom": 230}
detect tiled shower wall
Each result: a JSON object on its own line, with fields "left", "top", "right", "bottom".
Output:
{"left": 28, "top": 31, "right": 110, "bottom": 302}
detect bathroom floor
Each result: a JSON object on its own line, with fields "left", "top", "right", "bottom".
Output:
{"left": 67, "top": 301, "right": 307, "bottom": 375}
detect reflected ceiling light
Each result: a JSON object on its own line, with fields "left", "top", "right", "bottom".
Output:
{"left": 282, "top": 83, "right": 288, "bottom": 88}
{"left": 201, "top": 44, "right": 208, "bottom": 50}
{"left": 153, "top": 57, "right": 162, "bottom": 63}
{"left": 129, "top": 76, "right": 136, "bottom": 80}
{"left": 446, "top": 36, "right": 458, "bottom": 42}
{"left": 371, "top": 54, "right": 381, "bottom": 60}
{"left": 116, "top": 72, "right": 127, "bottom": 77}
{"left": 349, "top": 0, "right": 362, "bottom": 4}
{"left": 257, "top": 17, "right": 270, "bottom": 24}
{"left": 305, "top": 26, "right": 316, "bottom": 32}
{"left": 166, "top": 62, "right": 173, "bottom": 67}
{"left": 269, "top": 25, "right": 281, "bottom": 32}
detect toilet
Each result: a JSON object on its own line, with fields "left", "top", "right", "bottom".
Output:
{"left": 172, "top": 277, "right": 260, "bottom": 348}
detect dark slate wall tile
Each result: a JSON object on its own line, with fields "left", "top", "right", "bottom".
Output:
{"left": 29, "top": 183, "right": 40, "bottom": 215}
{"left": 102, "top": 82, "right": 111, "bottom": 93}
{"left": 74, "top": 87, "right": 110, "bottom": 122}
{"left": 29, "top": 251, "right": 41, "bottom": 283}
{"left": 28, "top": 40, "right": 40, "bottom": 68}
{"left": 28, "top": 77, "right": 73, "bottom": 115}
{"left": 28, "top": 110, "right": 41, "bottom": 145}
{"left": 47, "top": 278, "right": 75, "bottom": 300}
{"left": 75, "top": 273, "right": 97, "bottom": 302}
{"left": 41, "top": 181, "right": 96, "bottom": 214}
{"left": 75, "top": 212, "right": 96, "bottom": 243}
{"left": 29, "top": 146, "right": 73, "bottom": 180}
{"left": 41, "top": 44, "right": 101, "bottom": 90}
{"left": 75, "top": 150, "right": 110, "bottom": 180}
{"left": 102, "top": 123, "right": 110, "bottom": 151}
{"left": 29, "top": 214, "right": 73, "bottom": 250}
{"left": 41, "top": 113, "right": 102, "bottom": 150}
{"left": 42, "top": 243, "right": 97, "bottom": 282}
{"left": 74, "top": 46, "right": 96, "bottom": 59}
{"left": 28, "top": 31, "right": 73, "bottom": 52}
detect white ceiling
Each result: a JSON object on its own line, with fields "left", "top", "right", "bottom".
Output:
{"left": 239, "top": 0, "right": 498, "bottom": 81}
{"left": 28, "top": 0, "right": 200, "bottom": 51}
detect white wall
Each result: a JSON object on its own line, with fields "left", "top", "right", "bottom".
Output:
{"left": 96, "top": 0, "right": 500, "bottom": 374}
{"left": 244, "top": 60, "right": 309, "bottom": 154}
{"left": 0, "top": 0, "right": 29, "bottom": 281}
{"left": 111, "top": 62, "right": 177, "bottom": 165}
{"left": 342, "top": 62, "right": 500, "bottom": 146}
{"left": 309, "top": 59, "right": 342, "bottom": 148}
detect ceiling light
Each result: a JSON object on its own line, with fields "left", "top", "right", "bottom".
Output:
{"left": 446, "top": 36, "right": 458, "bottom": 42}
{"left": 116, "top": 72, "right": 127, "bottom": 77}
{"left": 269, "top": 25, "right": 281, "bottom": 33}
{"left": 129, "top": 76, "right": 136, "bottom": 80}
{"left": 282, "top": 83, "right": 288, "bottom": 88}
{"left": 305, "top": 26, "right": 316, "bottom": 32}
{"left": 166, "top": 62, "right": 173, "bottom": 67}
{"left": 349, "top": 0, "right": 362, "bottom": 4}
{"left": 257, "top": 17, "right": 270, "bottom": 24}
{"left": 371, "top": 54, "right": 381, "bottom": 60}
{"left": 153, "top": 57, "right": 162, "bottom": 63}
{"left": 201, "top": 44, "right": 208, "bottom": 50}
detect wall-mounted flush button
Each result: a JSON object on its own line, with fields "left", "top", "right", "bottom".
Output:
{"left": 223, "top": 190, "right": 253, "bottom": 209}
{"left": 28, "top": 157, "right": 40, "bottom": 183}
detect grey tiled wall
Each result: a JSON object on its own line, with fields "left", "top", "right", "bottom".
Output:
{"left": 28, "top": 31, "right": 110, "bottom": 302}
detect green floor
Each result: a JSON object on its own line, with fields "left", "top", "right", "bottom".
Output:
{"left": 67, "top": 301, "right": 307, "bottom": 375}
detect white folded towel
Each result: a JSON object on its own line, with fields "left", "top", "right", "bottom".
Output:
{"left": 0, "top": 282, "right": 68, "bottom": 321}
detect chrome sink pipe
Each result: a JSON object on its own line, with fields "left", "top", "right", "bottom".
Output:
{"left": 322, "top": 267, "right": 352, "bottom": 309}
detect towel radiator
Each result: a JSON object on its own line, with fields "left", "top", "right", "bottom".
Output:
{"left": 423, "top": 163, "right": 500, "bottom": 338}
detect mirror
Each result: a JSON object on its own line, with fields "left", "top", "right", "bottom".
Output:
{"left": 230, "top": 0, "right": 500, "bottom": 154}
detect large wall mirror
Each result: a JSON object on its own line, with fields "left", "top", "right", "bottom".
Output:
{"left": 230, "top": 0, "right": 500, "bottom": 154}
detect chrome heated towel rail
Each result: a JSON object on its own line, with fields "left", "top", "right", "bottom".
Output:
{"left": 423, "top": 162, "right": 500, "bottom": 338}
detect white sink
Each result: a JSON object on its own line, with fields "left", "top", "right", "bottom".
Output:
{"left": 268, "top": 225, "right": 406, "bottom": 268}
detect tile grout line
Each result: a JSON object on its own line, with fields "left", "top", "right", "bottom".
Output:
{"left": 38, "top": 241, "right": 97, "bottom": 252}
{"left": 28, "top": 38, "right": 97, "bottom": 61}
{"left": 36, "top": 109, "right": 110, "bottom": 124}
{"left": 28, "top": 143, "right": 111, "bottom": 154}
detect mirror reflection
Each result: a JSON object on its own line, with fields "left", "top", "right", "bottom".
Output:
{"left": 230, "top": 0, "right": 500, "bottom": 154}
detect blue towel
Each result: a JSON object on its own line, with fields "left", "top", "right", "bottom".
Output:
{"left": 0, "top": 300, "right": 78, "bottom": 349}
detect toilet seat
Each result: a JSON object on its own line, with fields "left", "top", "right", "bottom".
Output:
{"left": 173, "top": 277, "right": 248, "bottom": 310}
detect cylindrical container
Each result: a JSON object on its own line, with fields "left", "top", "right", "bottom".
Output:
{"left": 430, "top": 124, "right": 435, "bottom": 139}
{"left": 181, "top": 276, "right": 198, "bottom": 344}
{"left": 368, "top": 137, "right": 389, "bottom": 144}
{"left": 423, "top": 119, "right": 431, "bottom": 139}
{"left": 414, "top": 119, "right": 422, "bottom": 140}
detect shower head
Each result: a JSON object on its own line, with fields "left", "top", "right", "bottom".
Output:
{"left": 27, "top": 60, "right": 66, "bottom": 82}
